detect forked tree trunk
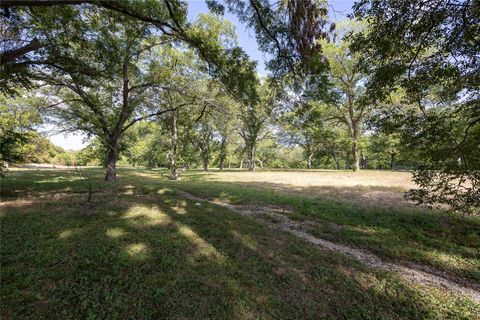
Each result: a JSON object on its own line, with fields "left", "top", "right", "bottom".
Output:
{"left": 258, "top": 159, "right": 263, "bottom": 168}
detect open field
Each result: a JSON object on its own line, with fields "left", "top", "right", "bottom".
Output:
{"left": 1, "top": 168, "right": 479, "bottom": 319}
{"left": 170, "top": 169, "right": 418, "bottom": 211}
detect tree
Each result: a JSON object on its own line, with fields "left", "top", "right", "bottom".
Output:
{"left": 37, "top": 9, "right": 244, "bottom": 182}
{"left": 279, "top": 100, "right": 331, "bottom": 169}
{"left": 193, "top": 116, "right": 215, "bottom": 172}
{"left": 41, "top": 10, "right": 175, "bottom": 181}
{"left": 320, "top": 20, "right": 371, "bottom": 171}
{"left": 212, "top": 96, "right": 238, "bottom": 170}
{"left": 1, "top": 1, "right": 259, "bottom": 103}
{"left": 206, "top": 0, "right": 333, "bottom": 78}
{"left": 0, "top": 91, "right": 44, "bottom": 172}
{"left": 122, "top": 121, "right": 166, "bottom": 168}
{"left": 238, "top": 80, "right": 272, "bottom": 171}
{"left": 367, "top": 132, "right": 401, "bottom": 170}
{"left": 351, "top": 0, "right": 480, "bottom": 213}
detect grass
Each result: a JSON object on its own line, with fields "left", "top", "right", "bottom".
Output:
{"left": 158, "top": 170, "right": 480, "bottom": 284}
{"left": 1, "top": 167, "right": 479, "bottom": 319}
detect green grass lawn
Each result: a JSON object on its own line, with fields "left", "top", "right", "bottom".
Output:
{"left": 1, "top": 168, "right": 479, "bottom": 319}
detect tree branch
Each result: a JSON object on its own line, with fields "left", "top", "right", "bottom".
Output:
{"left": 0, "top": 38, "right": 43, "bottom": 66}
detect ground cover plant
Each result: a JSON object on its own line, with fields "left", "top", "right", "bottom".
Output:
{"left": 1, "top": 168, "right": 479, "bottom": 319}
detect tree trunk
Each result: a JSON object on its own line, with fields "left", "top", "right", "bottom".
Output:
{"left": 247, "top": 146, "right": 255, "bottom": 171}
{"left": 203, "top": 157, "right": 208, "bottom": 172}
{"left": 307, "top": 153, "right": 313, "bottom": 169}
{"left": 240, "top": 159, "right": 243, "bottom": 169}
{"left": 361, "top": 153, "right": 367, "bottom": 169}
{"left": 148, "top": 158, "right": 155, "bottom": 169}
{"left": 105, "top": 142, "right": 119, "bottom": 182}
{"left": 351, "top": 125, "right": 360, "bottom": 172}
{"left": 219, "top": 136, "right": 227, "bottom": 170}
{"left": 390, "top": 153, "right": 396, "bottom": 171}
{"left": 170, "top": 110, "right": 178, "bottom": 180}
{"left": 352, "top": 140, "right": 360, "bottom": 171}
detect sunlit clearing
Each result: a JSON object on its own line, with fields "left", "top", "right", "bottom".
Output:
{"left": 157, "top": 188, "right": 171, "bottom": 195}
{"left": 134, "top": 172, "right": 159, "bottom": 179}
{"left": 122, "top": 205, "right": 172, "bottom": 226}
{"left": 425, "top": 250, "right": 472, "bottom": 270}
{"left": 59, "top": 229, "right": 74, "bottom": 239}
{"left": 172, "top": 200, "right": 188, "bottom": 214}
{"left": 36, "top": 176, "right": 81, "bottom": 183}
{"left": 178, "top": 225, "right": 225, "bottom": 264}
{"left": 125, "top": 243, "right": 149, "bottom": 260}
{"left": 106, "top": 227, "right": 126, "bottom": 238}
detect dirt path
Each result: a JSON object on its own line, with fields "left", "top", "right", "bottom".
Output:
{"left": 176, "top": 189, "right": 480, "bottom": 304}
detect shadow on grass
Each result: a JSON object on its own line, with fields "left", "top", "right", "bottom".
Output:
{"left": 2, "top": 190, "right": 478, "bottom": 319}
{"left": 154, "top": 179, "right": 480, "bottom": 284}
{"left": 5, "top": 168, "right": 477, "bottom": 282}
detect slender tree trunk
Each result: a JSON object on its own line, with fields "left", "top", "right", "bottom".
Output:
{"left": 219, "top": 136, "right": 227, "bottom": 170}
{"left": 240, "top": 159, "right": 243, "bottom": 169}
{"left": 361, "top": 153, "right": 367, "bottom": 169}
{"left": 352, "top": 140, "right": 360, "bottom": 171}
{"left": 170, "top": 111, "right": 178, "bottom": 180}
{"left": 307, "top": 153, "right": 313, "bottom": 169}
{"left": 351, "top": 125, "right": 360, "bottom": 172}
{"left": 306, "top": 142, "right": 313, "bottom": 169}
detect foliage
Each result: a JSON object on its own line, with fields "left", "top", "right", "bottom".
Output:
{"left": 351, "top": 0, "right": 480, "bottom": 213}
{"left": 1, "top": 1, "right": 259, "bottom": 104}
{"left": 207, "top": 0, "right": 333, "bottom": 78}
{"left": 237, "top": 80, "right": 273, "bottom": 171}
{"left": 0, "top": 91, "right": 68, "bottom": 171}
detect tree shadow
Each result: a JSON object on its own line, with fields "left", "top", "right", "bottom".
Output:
{"left": 1, "top": 190, "right": 477, "bottom": 319}
{"left": 147, "top": 178, "right": 480, "bottom": 284}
